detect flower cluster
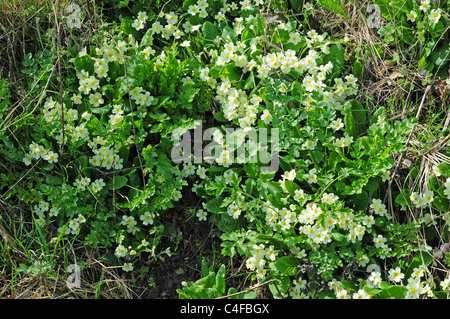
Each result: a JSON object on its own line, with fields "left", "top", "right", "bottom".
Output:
{"left": 61, "top": 213, "right": 87, "bottom": 235}
{"left": 88, "top": 140, "right": 123, "bottom": 170}
{"left": 406, "top": 1, "right": 443, "bottom": 24}
{"left": 23, "top": 141, "right": 59, "bottom": 166}
{"left": 21, "top": 0, "right": 449, "bottom": 300}
{"left": 245, "top": 243, "right": 278, "bottom": 280}
{"left": 409, "top": 190, "right": 434, "bottom": 207}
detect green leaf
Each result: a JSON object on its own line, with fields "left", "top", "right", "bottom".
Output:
{"left": 215, "top": 264, "right": 226, "bottom": 295}
{"left": 395, "top": 189, "right": 412, "bottom": 206}
{"left": 205, "top": 197, "right": 226, "bottom": 214}
{"left": 438, "top": 162, "right": 450, "bottom": 178}
{"left": 242, "top": 291, "right": 257, "bottom": 299}
{"left": 284, "top": 179, "right": 300, "bottom": 197}
{"left": 126, "top": 55, "right": 146, "bottom": 87}
{"left": 322, "top": 44, "right": 344, "bottom": 81}
{"left": 45, "top": 175, "right": 63, "bottom": 185}
{"left": 217, "top": 213, "right": 246, "bottom": 233}
{"left": 86, "top": 115, "right": 104, "bottom": 135}
{"left": 430, "top": 42, "right": 450, "bottom": 67}
{"left": 202, "top": 21, "right": 219, "bottom": 41}
{"left": 317, "top": 0, "right": 348, "bottom": 19}
{"left": 227, "top": 287, "right": 241, "bottom": 299}
{"left": 106, "top": 175, "right": 128, "bottom": 190}
{"left": 243, "top": 71, "right": 255, "bottom": 90}
{"left": 353, "top": 59, "right": 363, "bottom": 77}
{"left": 404, "top": 251, "right": 433, "bottom": 279}
{"left": 399, "top": 26, "right": 415, "bottom": 45}
{"left": 177, "top": 85, "right": 199, "bottom": 106}
{"left": 379, "top": 285, "right": 408, "bottom": 299}
{"left": 363, "top": 178, "right": 379, "bottom": 197}
{"left": 220, "top": 63, "right": 241, "bottom": 82}
{"left": 257, "top": 180, "right": 283, "bottom": 198}
{"left": 269, "top": 276, "right": 291, "bottom": 296}
{"left": 245, "top": 15, "right": 265, "bottom": 37}
{"left": 363, "top": 285, "right": 382, "bottom": 296}
{"left": 221, "top": 26, "right": 238, "bottom": 43}
{"left": 201, "top": 259, "right": 209, "bottom": 277}
{"left": 340, "top": 280, "right": 358, "bottom": 291}
{"left": 344, "top": 107, "right": 358, "bottom": 139}
{"left": 345, "top": 99, "right": 367, "bottom": 135}
{"left": 197, "top": 272, "right": 216, "bottom": 291}
{"left": 214, "top": 111, "right": 228, "bottom": 122}
{"left": 330, "top": 231, "right": 349, "bottom": 246}
{"left": 418, "top": 56, "right": 428, "bottom": 70}
{"left": 182, "top": 0, "right": 197, "bottom": 11}
{"left": 349, "top": 190, "right": 369, "bottom": 212}
{"left": 289, "top": 0, "right": 303, "bottom": 11}
{"left": 244, "top": 163, "right": 259, "bottom": 177}
{"left": 369, "top": 107, "right": 387, "bottom": 126}
{"left": 433, "top": 196, "right": 449, "bottom": 212}
{"left": 73, "top": 55, "right": 94, "bottom": 74}
{"left": 275, "top": 256, "right": 300, "bottom": 275}
{"left": 121, "top": 17, "right": 141, "bottom": 38}
{"left": 140, "top": 28, "right": 154, "bottom": 47}
{"left": 74, "top": 155, "right": 89, "bottom": 171}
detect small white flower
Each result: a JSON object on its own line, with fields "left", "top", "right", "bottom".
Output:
{"left": 180, "top": 40, "right": 190, "bottom": 47}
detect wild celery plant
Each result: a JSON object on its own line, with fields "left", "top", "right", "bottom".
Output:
{"left": 2, "top": 0, "right": 449, "bottom": 299}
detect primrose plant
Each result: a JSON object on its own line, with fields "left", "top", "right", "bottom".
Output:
{"left": 20, "top": 0, "right": 450, "bottom": 298}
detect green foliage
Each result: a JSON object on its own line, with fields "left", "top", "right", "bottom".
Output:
{"left": 2, "top": 0, "right": 450, "bottom": 300}
{"left": 317, "top": 0, "right": 349, "bottom": 19}
{"left": 374, "top": 0, "right": 450, "bottom": 77}
{"left": 177, "top": 259, "right": 255, "bottom": 299}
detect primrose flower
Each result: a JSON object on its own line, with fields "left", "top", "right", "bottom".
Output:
{"left": 23, "top": 154, "right": 33, "bottom": 166}
{"left": 91, "top": 178, "right": 105, "bottom": 193}
{"left": 423, "top": 190, "right": 434, "bottom": 204}
{"left": 321, "top": 192, "right": 338, "bottom": 205}
{"left": 49, "top": 207, "right": 59, "bottom": 217}
{"left": 183, "top": 162, "right": 196, "bottom": 176}
{"left": 440, "top": 277, "right": 450, "bottom": 290}
{"left": 44, "top": 151, "right": 59, "bottom": 163}
{"left": 429, "top": 9, "right": 442, "bottom": 24}
{"left": 304, "top": 2, "right": 314, "bottom": 10}
{"left": 68, "top": 218, "right": 79, "bottom": 230}
{"left": 330, "top": 118, "right": 344, "bottom": 131}
{"left": 188, "top": 4, "right": 199, "bottom": 15}
{"left": 140, "top": 211, "right": 155, "bottom": 226}
{"left": 419, "top": 0, "right": 430, "bottom": 12}
{"left": 165, "top": 11, "right": 178, "bottom": 25}
{"left": 89, "top": 92, "right": 104, "bottom": 107}
{"left": 289, "top": 32, "right": 302, "bottom": 45}
{"left": 71, "top": 94, "right": 82, "bottom": 105}
{"left": 406, "top": 10, "right": 418, "bottom": 22}
{"left": 137, "top": 11, "right": 147, "bottom": 21}
{"left": 283, "top": 169, "right": 296, "bottom": 181}
{"left": 432, "top": 164, "right": 441, "bottom": 176}
{"left": 180, "top": 40, "right": 190, "bottom": 48}
{"left": 368, "top": 271, "right": 382, "bottom": 288}
{"left": 152, "top": 21, "right": 163, "bottom": 34}
{"left": 388, "top": 267, "right": 405, "bottom": 283}
{"left": 352, "top": 289, "right": 370, "bottom": 299}
{"left": 196, "top": 166, "right": 207, "bottom": 179}
{"left": 196, "top": 209, "right": 207, "bottom": 221}
{"left": 122, "top": 262, "right": 134, "bottom": 272}
{"left": 373, "top": 234, "right": 387, "bottom": 248}
{"left": 228, "top": 202, "right": 241, "bottom": 219}
{"left": 132, "top": 19, "right": 145, "bottom": 31}
{"left": 121, "top": 215, "right": 137, "bottom": 227}
{"left": 173, "top": 190, "right": 182, "bottom": 201}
